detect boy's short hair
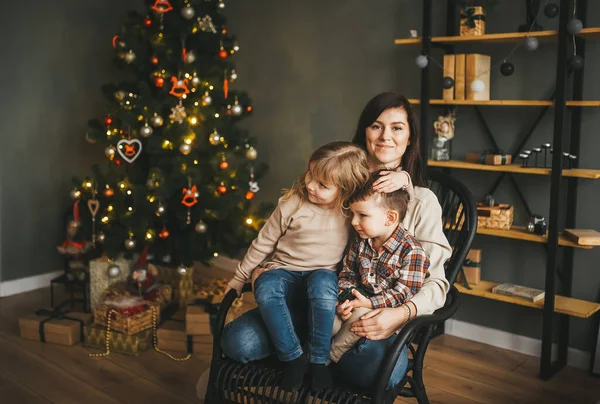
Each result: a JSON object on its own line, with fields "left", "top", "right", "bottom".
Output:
{"left": 348, "top": 169, "right": 410, "bottom": 221}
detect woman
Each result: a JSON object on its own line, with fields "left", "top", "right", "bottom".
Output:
{"left": 215, "top": 92, "right": 452, "bottom": 392}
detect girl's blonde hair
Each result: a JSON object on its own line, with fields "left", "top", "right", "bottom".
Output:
{"left": 283, "top": 141, "right": 370, "bottom": 213}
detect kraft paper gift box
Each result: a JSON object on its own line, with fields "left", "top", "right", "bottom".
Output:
{"left": 457, "top": 249, "right": 481, "bottom": 286}
{"left": 157, "top": 320, "right": 212, "bottom": 353}
{"left": 156, "top": 264, "right": 195, "bottom": 307}
{"left": 19, "top": 310, "right": 93, "bottom": 346}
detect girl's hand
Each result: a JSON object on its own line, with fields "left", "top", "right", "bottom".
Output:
{"left": 349, "top": 288, "right": 373, "bottom": 309}
{"left": 372, "top": 170, "right": 409, "bottom": 194}
{"left": 350, "top": 306, "right": 408, "bottom": 340}
{"left": 224, "top": 285, "right": 241, "bottom": 298}
{"left": 251, "top": 267, "right": 268, "bottom": 291}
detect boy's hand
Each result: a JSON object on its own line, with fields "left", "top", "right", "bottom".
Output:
{"left": 372, "top": 170, "right": 408, "bottom": 194}
{"left": 337, "top": 300, "right": 354, "bottom": 321}
{"left": 349, "top": 288, "right": 373, "bottom": 309}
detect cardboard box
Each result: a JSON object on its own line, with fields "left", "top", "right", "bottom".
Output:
{"left": 83, "top": 324, "right": 152, "bottom": 355}
{"left": 466, "top": 152, "right": 512, "bottom": 166}
{"left": 156, "top": 264, "right": 195, "bottom": 307}
{"left": 186, "top": 305, "right": 212, "bottom": 335}
{"left": 19, "top": 311, "right": 93, "bottom": 346}
{"left": 157, "top": 320, "right": 213, "bottom": 353}
{"left": 456, "top": 249, "right": 481, "bottom": 286}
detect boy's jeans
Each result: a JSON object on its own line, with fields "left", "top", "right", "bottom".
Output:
{"left": 253, "top": 268, "right": 337, "bottom": 364}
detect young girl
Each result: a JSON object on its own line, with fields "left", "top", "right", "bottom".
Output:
{"left": 224, "top": 141, "right": 370, "bottom": 392}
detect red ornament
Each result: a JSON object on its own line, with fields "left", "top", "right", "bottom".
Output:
{"left": 223, "top": 78, "right": 229, "bottom": 99}
{"left": 169, "top": 77, "right": 191, "bottom": 98}
{"left": 114, "top": 159, "right": 122, "bottom": 166}
{"left": 247, "top": 106, "right": 253, "bottom": 113}
{"left": 155, "top": 77, "right": 165, "bottom": 87}
{"left": 151, "top": 56, "right": 159, "bottom": 64}
{"left": 181, "top": 185, "right": 198, "bottom": 207}
{"left": 104, "top": 116, "right": 113, "bottom": 126}
{"left": 219, "top": 160, "right": 229, "bottom": 170}
{"left": 217, "top": 183, "right": 227, "bottom": 195}
{"left": 104, "top": 188, "right": 115, "bottom": 197}
{"left": 159, "top": 228, "right": 169, "bottom": 239}
{"left": 218, "top": 49, "right": 228, "bottom": 59}
{"left": 143, "top": 16, "right": 152, "bottom": 27}
{"left": 112, "top": 35, "right": 119, "bottom": 48}
{"left": 151, "top": 0, "right": 173, "bottom": 13}
{"left": 245, "top": 191, "right": 255, "bottom": 200}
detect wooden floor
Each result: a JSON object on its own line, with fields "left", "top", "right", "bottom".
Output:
{"left": 1, "top": 287, "right": 599, "bottom": 404}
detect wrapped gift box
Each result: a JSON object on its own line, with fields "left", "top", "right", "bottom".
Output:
{"left": 186, "top": 305, "right": 212, "bottom": 335}
{"left": 89, "top": 256, "right": 132, "bottom": 309}
{"left": 19, "top": 311, "right": 93, "bottom": 346}
{"left": 83, "top": 324, "right": 152, "bottom": 355}
{"left": 94, "top": 299, "right": 160, "bottom": 335}
{"left": 156, "top": 264, "right": 194, "bottom": 307}
{"left": 466, "top": 152, "right": 512, "bottom": 166}
{"left": 157, "top": 320, "right": 212, "bottom": 353}
{"left": 460, "top": 6, "right": 486, "bottom": 36}
{"left": 456, "top": 249, "right": 481, "bottom": 286}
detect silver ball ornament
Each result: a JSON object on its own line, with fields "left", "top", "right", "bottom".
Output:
{"left": 524, "top": 36, "right": 539, "bottom": 51}
{"left": 114, "top": 90, "right": 126, "bottom": 101}
{"left": 97, "top": 232, "right": 105, "bottom": 243}
{"left": 140, "top": 124, "right": 153, "bottom": 138}
{"left": 107, "top": 265, "right": 121, "bottom": 278}
{"left": 180, "top": 143, "right": 192, "bottom": 155}
{"left": 185, "top": 50, "right": 196, "bottom": 63}
{"left": 151, "top": 114, "right": 164, "bottom": 127}
{"left": 177, "top": 264, "right": 188, "bottom": 275}
{"left": 218, "top": 0, "right": 225, "bottom": 9}
{"left": 181, "top": 5, "right": 195, "bottom": 19}
{"left": 471, "top": 79, "right": 485, "bottom": 93}
{"left": 246, "top": 147, "right": 258, "bottom": 160}
{"left": 567, "top": 19, "right": 583, "bottom": 35}
{"left": 202, "top": 93, "right": 212, "bottom": 106}
{"left": 124, "top": 51, "right": 136, "bottom": 64}
{"left": 191, "top": 76, "right": 201, "bottom": 86}
{"left": 209, "top": 131, "right": 221, "bottom": 145}
{"left": 416, "top": 55, "right": 428, "bottom": 69}
{"left": 105, "top": 145, "right": 116, "bottom": 159}
{"left": 230, "top": 70, "right": 238, "bottom": 82}
{"left": 70, "top": 188, "right": 81, "bottom": 200}
{"left": 162, "top": 254, "right": 172, "bottom": 263}
{"left": 231, "top": 104, "right": 243, "bottom": 116}
{"left": 195, "top": 220, "right": 208, "bottom": 233}
{"left": 125, "top": 238, "right": 136, "bottom": 250}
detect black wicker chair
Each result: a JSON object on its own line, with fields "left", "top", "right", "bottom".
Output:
{"left": 205, "top": 169, "right": 477, "bottom": 404}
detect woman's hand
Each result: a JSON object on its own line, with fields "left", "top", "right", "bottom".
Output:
{"left": 372, "top": 170, "right": 409, "bottom": 194}
{"left": 251, "top": 267, "right": 268, "bottom": 291}
{"left": 350, "top": 306, "right": 408, "bottom": 340}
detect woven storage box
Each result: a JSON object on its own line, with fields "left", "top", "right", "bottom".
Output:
{"left": 460, "top": 6, "right": 486, "bottom": 36}
{"left": 477, "top": 203, "right": 514, "bottom": 230}
{"left": 93, "top": 300, "right": 160, "bottom": 335}
{"left": 83, "top": 324, "right": 152, "bottom": 355}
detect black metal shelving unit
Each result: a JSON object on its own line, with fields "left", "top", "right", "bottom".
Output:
{"left": 406, "top": 0, "right": 600, "bottom": 380}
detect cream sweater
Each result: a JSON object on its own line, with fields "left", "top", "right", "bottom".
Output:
{"left": 401, "top": 186, "right": 452, "bottom": 315}
{"left": 227, "top": 195, "right": 351, "bottom": 292}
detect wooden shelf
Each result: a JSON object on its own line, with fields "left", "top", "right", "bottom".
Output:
{"left": 477, "top": 226, "right": 594, "bottom": 249}
{"left": 566, "top": 101, "right": 600, "bottom": 107}
{"left": 428, "top": 160, "right": 600, "bottom": 179}
{"left": 408, "top": 99, "right": 553, "bottom": 106}
{"left": 455, "top": 280, "right": 600, "bottom": 318}
{"left": 395, "top": 28, "right": 600, "bottom": 46}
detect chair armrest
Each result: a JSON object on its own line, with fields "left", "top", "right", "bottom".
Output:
{"left": 211, "top": 283, "right": 252, "bottom": 360}
{"left": 372, "top": 286, "right": 461, "bottom": 398}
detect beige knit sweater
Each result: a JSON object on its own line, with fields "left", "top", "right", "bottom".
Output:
{"left": 227, "top": 195, "right": 351, "bottom": 292}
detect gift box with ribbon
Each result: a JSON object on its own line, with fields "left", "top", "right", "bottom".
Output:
{"left": 460, "top": 6, "right": 486, "bottom": 36}
{"left": 19, "top": 308, "right": 93, "bottom": 346}
{"left": 456, "top": 249, "right": 481, "bottom": 289}
{"left": 155, "top": 264, "right": 195, "bottom": 307}
{"left": 157, "top": 320, "right": 212, "bottom": 353}
{"left": 83, "top": 324, "right": 152, "bottom": 355}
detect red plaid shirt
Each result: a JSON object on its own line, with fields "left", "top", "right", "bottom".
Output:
{"left": 338, "top": 225, "right": 430, "bottom": 309}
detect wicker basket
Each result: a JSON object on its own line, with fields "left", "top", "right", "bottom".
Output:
{"left": 477, "top": 203, "right": 513, "bottom": 230}
{"left": 460, "top": 6, "right": 486, "bottom": 36}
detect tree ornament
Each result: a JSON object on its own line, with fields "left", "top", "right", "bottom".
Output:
{"left": 245, "top": 191, "right": 255, "bottom": 200}
{"left": 181, "top": 4, "right": 195, "bottom": 19}
{"left": 197, "top": 15, "right": 217, "bottom": 33}
{"left": 191, "top": 75, "right": 201, "bottom": 86}
{"left": 185, "top": 50, "right": 196, "bottom": 63}
{"left": 177, "top": 264, "right": 188, "bottom": 275}
{"left": 104, "top": 186, "right": 114, "bottom": 197}
{"left": 140, "top": 123, "right": 153, "bottom": 137}
{"left": 143, "top": 16, "right": 152, "bottom": 27}
{"left": 124, "top": 51, "right": 136, "bottom": 64}
{"left": 169, "top": 104, "right": 187, "bottom": 123}
{"left": 231, "top": 98, "right": 243, "bottom": 116}
{"left": 156, "top": 200, "right": 166, "bottom": 216}
{"left": 544, "top": 3, "right": 559, "bottom": 18}
{"left": 159, "top": 226, "right": 169, "bottom": 239}
{"left": 169, "top": 77, "right": 191, "bottom": 98}
{"left": 114, "top": 90, "right": 126, "bottom": 101}
{"left": 70, "top": 188, "right": 81, "bottom": 200}
{"left": 230, "top": 69, "right": 238, "bottom": 82}
{"left": 217, "top": 183, "right": 227, "bottom": 195}
{"left": 219, "top": 154, "right": 229, "bottom": 170}
{"left": 151, "top": 114, "right": 164, "bottom": 127}
{"left": 180, "top": 143, "right": 192, "bottom": 155}
{"left": 569, "top": 55, "right": 584, "bottom": 71}
{"left": 470, "top": 79, "right": 485, "bottom": 93}
{"left": 151, "top": 56, "right": 159, "bottom": 65}
{"left": 107, "top": 264, "right": 121, "bottom": 278}
{"left": 117, "top": 139, "right": 142, "bottom": 163}
{"left": 246, "top": 146, "right": 258, "bottom": 160}
{"left": 500, "top": 61, "right": 515, "bottom": 76}
{"left": 155, "top": 76, "right": 165, "bottom": 87}
{"left": 125, "top": 237, "right": 136, "bottom": 250}
{"left": 218, "top": 0, "right": 225, "bottom": 9}
{"left": 105, "top": 115, "right": 113, "bottom": 126}
{"left": 195, "top": 220, "right": 207, "bottom": 233}
{"left": 85, "top": 132, "right": 96, "bottom": 144}
{"left": 567, "top": 19, "right": 583, "bottom": 35}
{"left": 151, "top": 0, "right": 173, "bottom": 13}
{"left": 105, "top": 145, "right": 117, "bottom": 160}
{"left": 524, "top": 36, "right": 539, "bottom": 51}
{"left": 97, "top": 231, "right": 105, "bottom": 243}
{"left": 209, "top": 129, "right": 221, "bottom": 145}
{"left": 442, "top": 76, "right": 454, "bottom": 89}
{"left": 232, "top": 41, "right": 240, "bottom": 52}
{"left": 218, "top": 42, "right": 228, "bottom": 59}
{"left": 416, "top": 55, "right": 428, "bottom": 69}
{"left": 201, "top": 91, "right": 212, "bottom": 106}
{"left": 181, "top": 185, "right": 199, "bottom": 207}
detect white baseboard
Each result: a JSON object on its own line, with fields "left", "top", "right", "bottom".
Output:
{"left": 445, "top": 319, "right": 591, "bottom": 370}
{"left": 0, "top": 271, "right": 63, "bottom": 298}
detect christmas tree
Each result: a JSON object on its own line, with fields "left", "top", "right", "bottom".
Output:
{"left": 67, "top": 0, "right": 269, "bottom": 269}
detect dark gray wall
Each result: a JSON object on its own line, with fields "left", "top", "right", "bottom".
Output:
{"left": 2, "top": 1, "right": 599, "bottom": 352}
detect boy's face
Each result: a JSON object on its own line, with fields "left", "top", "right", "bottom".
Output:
{"left": 349, "top": 195, "right": 392, "bottom": 240}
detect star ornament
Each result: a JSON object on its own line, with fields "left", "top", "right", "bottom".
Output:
{"left": 169, "top": 104, "right": 187, "bottom": 123}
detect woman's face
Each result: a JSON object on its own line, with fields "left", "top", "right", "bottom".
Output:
{"left": 365, "top": 107, "right": 410, "bottom": 169}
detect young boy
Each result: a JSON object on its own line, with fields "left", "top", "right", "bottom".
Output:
{"left": 330, "top": 169, "right": 430, "bottom": 363}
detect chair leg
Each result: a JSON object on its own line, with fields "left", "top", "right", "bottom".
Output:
{"left": 411, "top": 369, "right": 429, "bottom": 404}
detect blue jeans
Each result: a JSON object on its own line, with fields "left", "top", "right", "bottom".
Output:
{"left": 222, "top": 281, "right": 409, "bottom": 390}
{"left": 252, "top": 268, "right": 337, "bottom": 364}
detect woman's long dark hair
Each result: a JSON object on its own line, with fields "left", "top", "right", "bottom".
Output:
{"left": 351, "top": 92, "right": 426, "bottom": 187}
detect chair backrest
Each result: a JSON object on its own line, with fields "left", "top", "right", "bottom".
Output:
{"left": 426, "top": 169, "right": 477, "bottom": 285}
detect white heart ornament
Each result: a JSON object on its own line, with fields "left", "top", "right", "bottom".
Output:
{"left": 117, "top": 139, "right": 143, "bottom": 163}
